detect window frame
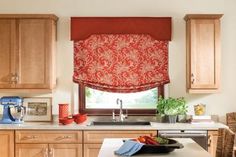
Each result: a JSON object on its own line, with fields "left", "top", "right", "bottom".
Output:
{"left": 79, "top": 85, "right": 164, "bottom": 115}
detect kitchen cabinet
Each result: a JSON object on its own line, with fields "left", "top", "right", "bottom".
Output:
{"left": 0, "top": 131, "right": 14, "bottom": 157}
{"left": 15, "top": 131, "right": 83, "bottom": 157}
{"left": 184, "top": 14, "right": 223, "bottom": 93}
{"left": 208, "top": 130, "right": 218, "bottom": 157}
{"left": 84, "top": 144, "right": 102, "bottom": 157}
{"left": 83, "top": 130, "right": 157, "bottom": 157}
{"left": 15, "top": 144, "right": 47, "bottom": 157}
{"left": 0, "top": 14, "right": 57, "bottom": 92}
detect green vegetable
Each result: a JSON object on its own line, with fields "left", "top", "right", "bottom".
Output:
{"left": 156, "top": 96, "right": 187, "bottom": 116}
{"left": 155, "top": 137, "right": 169, "bottom": 144}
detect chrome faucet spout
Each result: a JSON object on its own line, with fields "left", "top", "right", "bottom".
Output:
{"left": 116, "top": 98, "right": 126, "bottom": 122}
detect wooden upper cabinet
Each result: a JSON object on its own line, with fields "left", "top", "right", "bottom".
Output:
{"left": 0, "top": 14, "right": 57, "bottom": 91}
{"left": 185, "top": 14, "right": 223, "bottom": 93}
{"left": 0, "top": 20, "right": 16, "bottom": 88}
{"left": 17, "top": 19, "right": 53, "bottom": 89}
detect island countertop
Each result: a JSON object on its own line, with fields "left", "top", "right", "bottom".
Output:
{"left": 98, "top": 138, "right": 211, "bottom": 157}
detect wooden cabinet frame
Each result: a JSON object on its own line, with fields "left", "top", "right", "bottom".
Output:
{"left": 185, "top": 14, "right": 223, "bottom": 93}
{"left": 0, "top": 14, "right": 57, "bottom": 92}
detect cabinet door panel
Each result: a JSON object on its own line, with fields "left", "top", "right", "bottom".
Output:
{"left": 0, "top": 131, "right": 14, "bottom": 157}
{"left": 49, "top": 144, "right": 82, "bottom": 157}
{"left": 84, "top": 144, "right": 102, "bottom": 157}
{"left": 15, "top": 144, "right": 47, "bottom": 157}
{"left": 0, "top": 20, "right": 16, "bottom": 88}
{"left": 208, "top": 131, "right": 218, "bottom": 157}
{"left": 190, "top": 19, "right": 220, "bottom": 89}
{"left": 16, "top": 19, "right": 52, "bottom": 88}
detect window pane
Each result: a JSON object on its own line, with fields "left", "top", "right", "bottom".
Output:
{"left": 85, "top": 87, "right": 158, "bottom": 109}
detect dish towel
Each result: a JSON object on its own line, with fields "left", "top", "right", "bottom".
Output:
{"left": 114, "top": 140, "right": 144, "bottom": 157}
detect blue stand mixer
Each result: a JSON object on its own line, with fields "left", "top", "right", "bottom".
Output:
{"left": 0, "top": 96, "right": 26, "bottom": 124}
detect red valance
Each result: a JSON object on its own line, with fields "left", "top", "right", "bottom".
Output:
{"left": 71, "top": 17, "right": 172, "bottom": 41}
{"left": 73, "top": 34, "right": 169, "bottom": 93}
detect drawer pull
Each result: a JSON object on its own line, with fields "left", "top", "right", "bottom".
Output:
{"left": 49, "top": 148, "right": 54, "bottom": 157}
{"left": 44, "top": 148, "right": 48, "bottom": 157}
{"left": 56, "top": 135, "right": 72, "bottom": 140}
{"left": 22, "top": 135, "right": 39, "bottom": 140}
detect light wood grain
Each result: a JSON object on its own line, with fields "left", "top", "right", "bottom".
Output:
{"left": 0, "top": 20, "right": 16, "bottom": 88}
{"left": 185, "top": 14, "right": 222, "bottom": 93}
{"left": 208, "top": 130, "right": 218, "bottom": 157}
{"left": 15, "top": 131, "right": 82, "bottom": 144}
{"left": 0, "top": 131, "right": 14, "bottom": 157}
{"left": 16, "top": 19, "right": 51, "bottom": 88}
{"left": 84, "top": 130, "right": 157, "bottom": 143}
{"left": 49, "top": 144, "right": 82, "bottom": 157}
{"left": 0, "top": 14, "right": 58, "bottom": 20}
{"left": 15, "top": 144, "right": 47, "bottom": 157}
{"left": 84, "top": 144, "right": 102, "bottom": 157}
{"left": 0, "top": 14, "right": 57, "bottom": 91}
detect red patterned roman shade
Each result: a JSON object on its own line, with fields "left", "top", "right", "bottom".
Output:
{"left": 73, "top": 34, "right": 169, "bottom": 92}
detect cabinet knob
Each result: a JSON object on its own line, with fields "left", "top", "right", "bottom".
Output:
{"left": 44, "top": 148, "right": 48, "bottom": 157}
{"left": 191, "top": 73, "right": 195, "bottom": 84}
{"left": 49, "top": 148, "right": 54, "bottom": 157}
{"left": 208, "top": 135, "right": 212, "bottom": 147}
{"left": 10, "top": 73, "right": 19, "bottom": 84}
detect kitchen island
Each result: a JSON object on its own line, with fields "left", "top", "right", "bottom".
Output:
{"left": 98, "top": 138, "right": 212, "bottom": 157}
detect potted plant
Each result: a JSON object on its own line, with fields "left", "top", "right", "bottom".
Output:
{"left": 156, "top": 96, "right": 167, "bottom": 122}
{"left": 156, "top": 97, "right": 187, "bottom": 123}
{"left": 176, "top": 97, "right": 187, "bottom": 122}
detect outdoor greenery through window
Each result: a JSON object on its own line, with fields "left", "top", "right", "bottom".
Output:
{"left": 85, "top": 87, "right": 158, "bottom": 109}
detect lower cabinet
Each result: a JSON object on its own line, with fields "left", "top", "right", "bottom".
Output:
{"left": 15, "top": 131, "right": 83, "bottom": 157}
{"left": 208, "top": 130, "right": 218, "bottom": 157}
{"left": 83, "top": 144, "right": 102, "bottom": 157}
{"left": 50, "top": 144, "right": 82, "bottom": 157}
{"left": 83, "top": 130, "right": 157, "bottom": 157}
{"left": 15, "top": 144, "right": 47, "bottom": 157}
{"left": 16, "top": 144, "right": 82, "bottom": 157}
{"left": 0, "top": 131, "right": 14, "bottom": 157}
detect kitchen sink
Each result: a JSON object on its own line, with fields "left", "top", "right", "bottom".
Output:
{"left": 89, "top": 121, "right": 151, "bottom": 126}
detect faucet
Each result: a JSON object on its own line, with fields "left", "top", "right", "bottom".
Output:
{"left": 116, "top": 98, "right": 127, "bottom": 122}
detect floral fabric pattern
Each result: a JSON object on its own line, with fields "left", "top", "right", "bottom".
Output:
{"left": 73, "top": 34, "right": 169, "bottom": 93}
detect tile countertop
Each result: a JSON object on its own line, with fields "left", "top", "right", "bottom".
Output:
{"left": 0, "top": 116, "right": 227, "bottom": 130}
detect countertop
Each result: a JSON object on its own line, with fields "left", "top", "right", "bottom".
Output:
{"left": 0, "top": 116, "right": 227, "bottom": 130}
{"left": 98, "top": 138, "right": 211, "bottom": 157}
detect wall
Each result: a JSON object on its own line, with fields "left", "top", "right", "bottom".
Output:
{"left": 0, "top": 0, "right": 236, "bottom": 122}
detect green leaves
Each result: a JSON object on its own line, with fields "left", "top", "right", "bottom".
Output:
{"left": 156, "top": 97, "right": 187, "bottom": 116}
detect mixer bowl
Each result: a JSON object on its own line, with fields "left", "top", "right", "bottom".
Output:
{"left": 10, "top": 105, "right": 26, "bottom": 120}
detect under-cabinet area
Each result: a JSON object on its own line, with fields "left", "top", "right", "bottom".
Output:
{"left": 0, "top": 129, "right": 219, "bottom": 157}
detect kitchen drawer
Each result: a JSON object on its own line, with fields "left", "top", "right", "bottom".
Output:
{"left": 84, "top": 130, "right": 157, "bottom": 143}
{"left": 15, "top": 131, "right": 82, "bottom": 143}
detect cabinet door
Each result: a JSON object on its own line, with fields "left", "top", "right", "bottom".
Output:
{"left": 185, "top": 14, "right": 222, "bottom": 93}
{"left": 0, "top": 20, "right": 16, "bottom": 88}
{"left": 189, "top": 19, "right": 220, "bottom": 90}
{"left": 49, "top": 144, "right": 82, "bottom": 157}
{"left": 208, "top": 130, "right": 218, "bottom": 157}
{"left": 0, "top": 131, "right": 14, "bottom": 157}
{"left": 84, "top": 144, "right": 102, "bottom": 157}
{"left": 16, "top": 19, "right": 54, "bottom": 89}
{"left": 15, "top": 144, "right": 47, "bottom": 157}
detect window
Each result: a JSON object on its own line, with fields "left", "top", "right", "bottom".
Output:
{"left": 79, "top": 85, "right": 164, "bottom": 115}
